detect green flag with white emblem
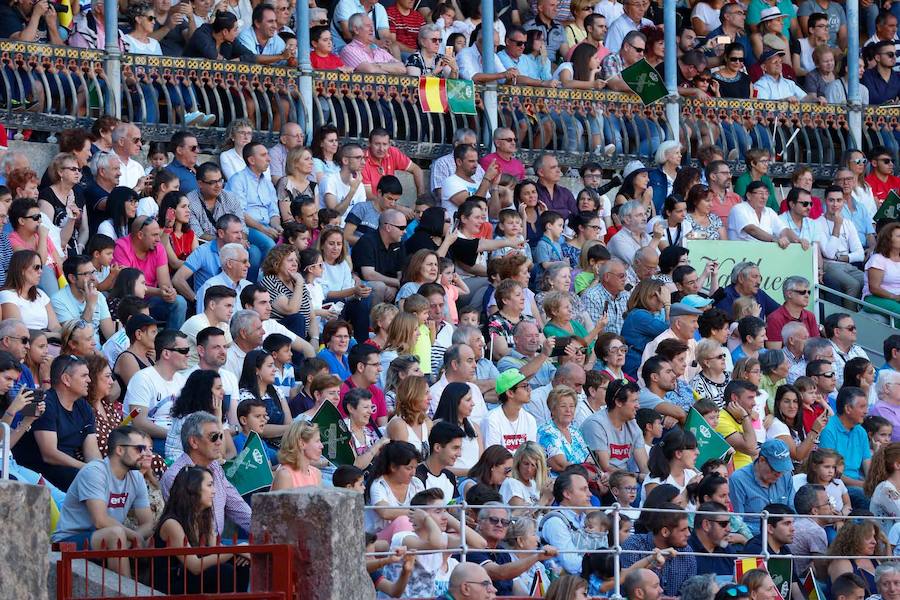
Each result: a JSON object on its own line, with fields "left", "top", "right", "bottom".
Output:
{"left": 223, "top": 431, "right": 273, "bottom": 495}
{"left": 620, "top": 59, "right": 668, "bottom": 106}
{"left": 684, "top": 407, "right": 732, "bottom": 466}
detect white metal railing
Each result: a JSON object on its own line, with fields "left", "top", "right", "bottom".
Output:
{"left": 1, "top": 422, "right": 10, "bottom": 480}
{"left": 363, "top": 501, "right": 900, "bottom": 599}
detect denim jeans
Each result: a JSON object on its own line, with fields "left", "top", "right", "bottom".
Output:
{"left": 247, "top": 227, "right": 277, "bottom": 262}
{"left": 149, "top": 294, "right": 187, "bottom": 330}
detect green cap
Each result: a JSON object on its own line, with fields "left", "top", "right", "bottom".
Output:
{"left": 496, "top": 369, "right": 526, "bottom": 395}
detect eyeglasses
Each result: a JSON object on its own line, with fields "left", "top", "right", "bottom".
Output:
{"left": 121, "top": 444, "right": 151, "bottom": 454}
{"left": 208, "top": 432, "right": 224, "bottom": 442}
{"left": 166, "top": 346, "right": 191, "bottom": 355}
{"left": 790, "top": 289, "right": 811, "bottom": 295}
{"left": 795, "top": 201, "right": 812, "bottom": 207}
{"left": 201, "top": 177, "right": 225, "bottom": 185}
{"left": 508, "top": 39, "right": 526, "bottom": 46}
{"left": 76, "top": 269, "right": 97, "bottom": 277}
{"left": 387, "top": 222, "right": 408, "bottom": 231}
{"left": 815, "top": 371, "right": 836, "bottom": 378}
{"left": 3, "top": 335, "right": 30, "bottom": 345}
{"left": 620, "top": 485, "right": 639, "bottom": 492}
{"left": 728, "top": 56, "right": 745, "bottom": 62}
{"left": 485, "top": 516, "right": 512, "bottom": 526}
{"left": 608, "top": 346, "right": 628, "bottom": 354}
{"left": 365, "top": 361, "right": 381, "bottom": 367}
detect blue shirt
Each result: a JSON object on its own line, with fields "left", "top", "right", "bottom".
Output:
{"left": 687, "top": 532, "right": 736, "bottom": 577}
{"left": 728, "top": 462, "right": 796, "bottom": 536}
{"left": 621, "top": 309, "right": 669, "bottom": 378}
{"left": 166, "top": 159, "right": 197, "bottom": 194}
{"left": 497, "top": 50, "right": 550, "bottom": 80}
{"left": 226, "top": 168, "right": 279, "bottom": 225}
{"left": 862, "top": 67, "right": 900, "bottom": 105}
{"left": 540, "top": 509, "right": 586, "bottom": 574}
{"left": 842, "top": 202, "right": 876, "bottom": 249}
{"left": 195, "top": 273, "right": 252, "bottom": 313}
{"left": 183, "top": 240, "right": 222, "bottom": 293}
{"left": 236, "top": 26, "right": 286, "bottom": 58}
{"left": 51, "top": 286, "right": 111, "bottom": 347}
{"left": 819, "top": 415, "right": 872, "bottom": 481}
{"left": 713, "top": 284, "right": 781, "bottom": 319}
{"left": 317, "top": 348, "right": 351, "bottom": 380}
{"left": 233, "top": 431, "right": 278, "bottom": 463}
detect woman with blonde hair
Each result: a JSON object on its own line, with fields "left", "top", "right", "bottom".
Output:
{"left": 272, "top": 420, "right": 324, "bottom": 490}
{"left": 219, "top": 119, "right": 255, "bottom": 180}
{"left": 741, "top": 568, "right": 779, "bottom": 600}
{"left": 366, "top": 302, "right": 399, "bottom": 351}
{"left": 383, "top": 355, "right": 422, "bottom": 413}
{"left": 500, "top": 441, "right": 553, "bottom": 510}
{"left": 865, "top": 442, "right": 900, "bottom": 534}
{"left": 505, "top": 516, "right": 553, "bottom": 595}
{"left": 386, "top": 376, "right": 432, "bottom": 458}
{"left": 538, "top": 385, "right": 591, "bottom": 474}
{"left": 378, "top": 312, "right": 421, "bottom": 388}
{"left": 827, "top": 520, "right": 887, "bottom": 595}
{"left": 276, "top": 146, "right": 318, "bottom": 222}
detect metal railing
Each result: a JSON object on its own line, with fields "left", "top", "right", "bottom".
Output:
{"left": 1, "top": 422, "right": 10, "bottom": 480}
{"left": 364, "top": 502, "right": 900, "bottom": 600}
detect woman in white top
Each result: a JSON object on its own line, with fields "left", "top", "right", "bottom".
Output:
{"left": 766, "top": 383, "right": 825, "bottom": 470}
{"left": 318, "top": 227, "right": 373, "bottom": 343}
{"left": 690, "top": 0, "right": 723, "bottom": 35}
{"left": 365, "top": 440, "right": 426, "bottom": 537}
{"left": 97, "top": 187, "right": 140, "bottom": 240}
{"left": 219, "top": 119, "right": 254, "bottom": 181}
{"left": 864, "top": 222, "right": 900, "bottom": 323}
{"left": 123, "top": 2, "right": 163, "bottom": 55}
{"left": 500, "top": 441, "right": 553, "bottom": 513}
{"left": 641, "top": 427, "right": 700, "bottom": 502}
{"left": 865, "top": 442, "right": 900, "bottom": 534}
{"left": 310, "top": 125, "right": 341, "bottom": 184}
{"left": 845, "top": 150, "right": 878, "bottom": 215}
{"left": 0, "top": 249, "right": 60, "bottom": 331}
{"left": 433, "top": 382, "right": 483, "bottom": 475}
{"left": 386, "top": 376, "right": 432, "bottom": 459}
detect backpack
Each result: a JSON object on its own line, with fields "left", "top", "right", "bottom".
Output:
{"left": 538, "top": 510, "right": 608, "bottom": 552}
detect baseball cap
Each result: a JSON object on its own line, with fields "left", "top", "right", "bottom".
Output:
{"left": 669, "top": 302, "right": 703, "bottom": 317}
{"left": 125, "top": 314, "right": 161, "bottom": 339}
{"left": 681, "top": 294, "right": 713, "bottom": 309}
{"left": 758, "top": 48, "right": 786, "bottom": 64}
{"left": 496, "top": 369, "right": 527, "bottom": 395}
{"left": 759, "top": 439, "right": 792, "bottom": 473}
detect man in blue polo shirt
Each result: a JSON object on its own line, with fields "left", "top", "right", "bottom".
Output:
{"left": 172, "top": 214, "right": 246, "bottom": 305}
{"left": 819, "top": 386, "right": 872, "bottom": 510}
{"left": 713, "top": 261, "right": 781, "bottom": 318}
{"left": 236, "top": 4, "right": 292, "bottom": 65}
{"left": 166, "top": 132, "right": 199, "bottom": 193}
{"left": 687, "top": 501, "right": 737, "bottom": 578}
{"left": 226, "top": 141, "right": 281, "bottom": 260}
{"left": 729, "top": 439, "right": 795, "bottom": 536}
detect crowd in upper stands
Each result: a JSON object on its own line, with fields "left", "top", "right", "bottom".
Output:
{"left": 1, "top": 78, "right": 900, "bottom": 599}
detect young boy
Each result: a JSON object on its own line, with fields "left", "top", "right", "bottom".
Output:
{"left": 458, "top": 307, "right": 480, "bottom": 328}
{"left": 490, "top": 209, "right": 532, "bottom": 261}
{"left": 693, "top": 398, "right": 720, "bottom": 429}
{"left": 403, "top": 293, "right": 433, "bottom": 379}
{"left": 87, "top": 234, "right": 120, "bottom": 292}
{"left": 532, "top": 211, "right": 565, "bottom": 286}
{"left": 636, "top": 408, "right": 663, "bottom": 453}
{"left": 234, "top": 397, "right": 278, "bottom": 463}
{"left": 334, "top": 464, "right": 365, "bottom": 492}
{"left": 608, "top": 470, "right": 640, "bottom": 519}
{"left": 263, "top": 334, "right": 298, "bottom": 402}
{"left": 831, "top": 573, "right": 867, "bottom": 600}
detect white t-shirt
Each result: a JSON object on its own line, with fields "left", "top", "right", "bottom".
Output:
{"left": 180, "top": 313, "right": 233, "bottom": 369}
{"left": 640, "top": 468, "right": 699, "bottom": 506}
{"left": 500, "top": 477, "right": 540, "bottom": 505}
{"left": 481, "top": 406, "right": 538, "bottom": 453}
{"left": 119, "top": 156, "right": 147, "bottom": 190}
{"left": 123, "top": 366, "right": 186, "bottom": 429}
{"left": 124, "top": 34, "right": 162, "bottom": 55}
{"left": 366, "top": 475, "right": 425, "bottom": 534}
{"left": 440, "top": 173, "right": 483, "bottom": 219}
{"left": 136, "top": 196, "right": 159, "bottom": 218}
{"left": 727, "top": 202, "right": 786, "bottom": 241}
{"left": 0, "top": 289, "right": 50, "bottom": 329}
{"left": 97, "top": 219, "right": 126, "bottom": 240}
{"left": 691, "top": 2, "right": 721, "bottom": 30}
{"left": 321, "top": 171, "right": 366, "bottom": 223}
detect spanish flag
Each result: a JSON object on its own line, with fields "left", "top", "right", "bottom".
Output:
{"left": 802, "top": 568, "right": 824, "bottom": 600}
{"left": 418, "top": 77, "right": 476, "bottom": 115}
{"left": 120, "top": 407, "right": 141, "bottom": 426}
{"left": 734, "top": 557, "right": 765, "bottom": 581}
{"left": 529, "top": 569, "right": 549, "bottom": 597}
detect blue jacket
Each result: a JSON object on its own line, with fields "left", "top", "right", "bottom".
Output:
{"left": 648, "top": 168, "right": 670, "bottom": 215}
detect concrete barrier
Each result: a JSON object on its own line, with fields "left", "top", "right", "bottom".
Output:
{"left": 0, "top": 481, "right": 50, "bottom": 600}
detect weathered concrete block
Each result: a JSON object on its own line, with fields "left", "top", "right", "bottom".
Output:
{"left": 251, "top": 487, "right": 374, "bottom": 600}
{"left": 0, "top": 480, "right": 50, "bottom": 600}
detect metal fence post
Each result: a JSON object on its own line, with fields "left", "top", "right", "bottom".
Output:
{"left": 663, "top": 0, "right": 679, "bottom": 144}
{"left": 103, "top": 0, "right": 121, "bottom": 118}
{"left": 611, "top": 503, "right": 624, "bottom": 600}
{"left": 760, "top": 511, "right": 770, "bottom": 562}
{"left": 480, "top": 0, "right": 498, "bottom": 146}
{"left": 0, "top": 423, "right": 9, "bottom": 480}
{"left": 296, "top": 0, "right": 313, "bottom": 137}
{"left": 460, "top": 500, "right": 469, "bottom": 563}
{"left": 846, "top": 0, "right": 862, "bottom": 149}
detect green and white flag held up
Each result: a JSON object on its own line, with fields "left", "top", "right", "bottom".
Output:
{"left": 620, "top": 59, "right": 668, "bottom": 105}
{"left": 223, "top": 431, "right": 273, "bottom": 495}
{"left": 684, "top": 407, "right": 732, "bottom": 466}
{"left": 311, "top": 401, "right": 357, "bottom": 467}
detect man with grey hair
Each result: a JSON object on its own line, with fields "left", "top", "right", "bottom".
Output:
{"left": 781, "top": 321, "right": 810, "bottom": 370}
{"left": 871, "top": 564, "right": 900, "bottom": 600}
{"left": 469, "top": 502, "right": 557, "bottom": 595}
{"left": 791, "top": 483, "right": 831, "bottom": 577}
{"left": 497, "top": 320, "right": 557, "bottom": 389}
{"left": 161, "top": 411, "right": 252, "bottom": 536}
{"left": 0, "top": 149, "right": 28, "bottom": 186}
{"left": 583, "top": 257, "right": 630, "bottom": 333}
{"left": 430, "top": 128, "right": 482, "bottom": 197}
{"left": 339, "top": 13, "right": 406, "bottom": 73}
{"left": 350, "top": 208, "right": 407, "bottom": 304}
{"left": 626, "top": 246, "right": 661, "bottom": 290}
{"left": 0, "top": 318, "right": 36, "bottom": 395}
{"left": 225, "top": 309, "right": 265, "bottom": 379}
{"left": 871, "top": 370, "right": 900, "bottom": 438}
{"left": 534, "top": 152, "right": 576, "bottom": 219}
{"left": 194, "top": 243, "right": 251, "bottom": 313}
{"left": 825, "top": 312, "right": 868, "bottom": 388}
{"left": 679, "top": 574, "right": 719, "bottom": 600}
{"left": 452, "top": 325, "right": 499, "bottom": 405}
{"left": 608, "top": 200, "right": 664, "bottom": 266}
{"left": 429, "top": 343, "right": 488, "bottom": 420}
{"left": 602, "top": 30, "right": 648, "bottom": 91}
{"left": 526, "top": 362, "right": 586, "bottom": 425}
{"left": 86, "top": 151, "right": 122, "bottom": 232}
{"left": 481, "top": 126, "right": 526, "bottom": 180}
{"left": 765, "top": 275, "right": 820, "bottom": 350}
{"left": 267, "top": 122, "right": 304, "bottom": 185}
{"left": 713, "top": 261, "right": 780, "bottom": 318}
{"left": 787, "top": 337, "right": 836, "bottom": 384}
{"left": 111, "top": 122, "right": 149, "bottom": 190}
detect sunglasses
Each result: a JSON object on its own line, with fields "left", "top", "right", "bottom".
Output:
{"left": 795, "top": 201, "right": 812, "bottom": 207}
{"left": 724, "top": 586, "right": 749, "bottom": 597}
{"left": 791, "top": 289, "right": 811, "bottom": 295}
{"left": 208, "top": 432, "right": 224, "bottom": 442}
{"left": 4, "top": 335, "right": 30, "bottom": 345}
{"left": 486, "top": 516, "right": 512, "bottom": 527}
{"left": 728, "top": 56, "right": 745, "bottom": 62}
{"left": 815, "top": 371, "right": 836, "bottom": 378}
{"left": 882, "top": 52, "right": 897, "bottom": 58}
{"left": 121, "top": 444, "right": 151, "bottom": 454}
{"left": 166, "top": 346, "right": 191, "bottom": 355}
{"left": 201, "top": 177, "right": 225, "bottom": 185}
{"left": 508, "top": 39, "right": 526, "bottom": 46}
{"left": 388, "top": 222, "right": 408, "bottom": 231}
{"left": 713, "top": 520, "right": 730, "bottom": 527}
{"left": 852, "top": 158, "right": 868, "bottom": 165}
{"left": 24, "top": 214, "right": 42, "bottom": 222}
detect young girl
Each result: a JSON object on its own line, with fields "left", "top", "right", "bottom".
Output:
{"left": 146, "top": 143, "right": 168, "bottom": 173}
{"left": 864, "top": 415, "right": 893, "bottom": 454}
{"left": 282, "top": 221, "right": 311, "bottom": 251}
{"left": 403, "top": 294, "right": 433, "bottom": 380}
{"left": 367, "top": 303, "right": 399, "bottom": 351}
{"left": 797, "top": 449, "right": 851, "bottom": 517}
{"left": 264, "top": 333, "right": 298, "bottom": 402}
{"left": 438, "top": 257, "right": 468, "bottom": 325}
{"left": 795, "top": 376, "right": 832, "bottom": 433}
{"left": 300, "top": 248, "right": 336, "bottom": 343}
{"left": 272, "top": 420, "right": 324, "bottom": 490}
{"left": 25, "top": 328, "right": 51, "bottom": 390}
{"left": 574, "top": 240, "right": 610, "bottom": 294}
{"left": 727, "top": 296, "right": 762, "bottom": 351}
{"left": 490, "top": 209, "right": 532, "bottom": 261}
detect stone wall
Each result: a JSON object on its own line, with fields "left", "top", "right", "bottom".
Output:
{"left": 0, "top": 481, "right": 50, "bottom": 600}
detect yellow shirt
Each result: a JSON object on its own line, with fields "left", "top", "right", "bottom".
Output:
{"left": 412, "top": 323, "right": 432, "bottom": 375}
{"left": 715, "top": 410, "right": 753, "bottom": 470}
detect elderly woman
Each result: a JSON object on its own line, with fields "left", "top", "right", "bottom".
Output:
{"left": 537, "top": 385, "right": 590, "bottom": 474}
{"left": 758, "top": 349, "right": 789, "bottom": 404}
{"left": 803, "top": 46, "right": 839, "bottom": 102}
{"left": 648, "top": 141, "right": 682, "bottom": 215}
{"left": 864, "top": 223, "right": 900, "bottom": 326}
{"left": 535, "top": 262, "right": 590, "bottom": 328}
{"left": 734, "top": 149, "right": 777, "bottom": 211}
{"left": 406, "top": 24, "right": 458, "bottom": 77}
{"left": 542, "top": 290, "right": 606, "bottom": 359}
{"left": 685, "top": 183, "right": 727, "bottom": 241}
{"left": 38, "top": 152, "right": 87, "bottom": 254}
{"left": 595, "top": 332, "right": 636, "bottom": 383}
{"left": 689, "top": 339, "right": 731, "bottom": 408}
{"left": 0, "top": 250, "right": 60, "bottom": 331}
{"left": 870, "top": 371, "right": 900, "bottom": 442}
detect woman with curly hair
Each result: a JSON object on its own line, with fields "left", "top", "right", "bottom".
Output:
{"left": 865, "top": 443, "right": 900, "bottom": 535}
{"left": 259, "top": 244, "right": 308, "bottom": 337}
{"left": 827, "top": 520, "right": 888, "bottom": 595}
{"left": 153, "top": 466, "right": 250, "bottom": 593}
{"left": 386, "top": 376, "right": 432, "bottom": 457}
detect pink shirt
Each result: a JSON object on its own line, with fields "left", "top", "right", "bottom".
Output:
{"left": 710, "top": 190, "right": 742, "bottom": 228}
{"left": 276, "top": 464, "right": 322, "bottom": 488}
{"left": 480, "top": 152, "right": 526, "bottom": 180}
{"left": 339, "top": 39, "right": 398, "bottom": 70}
{"left": 112, "top": 236, "right": 167, "bottom": 288}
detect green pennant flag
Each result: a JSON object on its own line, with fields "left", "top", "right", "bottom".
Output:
{"left": 419, "top": 77, "right": 477, "bottom": 115}
{"left": 447, "top": 79, "right": 477, "bottom": 115}
{"left": 684, "top": 407, "right": 732, "bottom": 466}
{"left": 874, "top": 190, "right": 900, "bottom": 222}
{"left": 619, "top": 59, "right": 668, "bottom": 106}
{"left": 767, "top": 557, "right": 793, "bottom": 600}
{"left": 311, "top": 401, "right": 357, "bottom": 467}
{"left": 223, "top": 431, "right": 274, "bottom": 496}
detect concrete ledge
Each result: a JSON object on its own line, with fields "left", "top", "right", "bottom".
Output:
{"left": 48, "top": 551, "right": 158, "bottom": 598}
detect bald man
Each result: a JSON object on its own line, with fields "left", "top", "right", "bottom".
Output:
{"left": 268, "top": 122, "right": 304, "bottom": 185}
{"left": 445, "top": 562, "right": 497, "bottom": 600}
{"left": 623, "top": 568, "right": 664, "bottom": 600}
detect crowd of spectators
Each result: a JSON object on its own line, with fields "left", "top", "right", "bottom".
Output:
{"left": 2, "top": 102, "right": 900, "bottom": 599}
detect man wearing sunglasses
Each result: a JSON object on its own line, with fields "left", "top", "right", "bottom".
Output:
{"left": 863, "top": 40, "right": 900, "bottom": 105}
{"left": 51, "top": 426, "right": 154, "bottom": 571}
{"left": 687, "top": 501, "right": 738, "bottom": 577}
{"left": 468, "top": 502, "right": 557, "bottom": 595}
{"left": 350, "top": 208, "right": 407, "bottom": 305}
{"left": 765, "top": 276, "right": 819, "bottom": 350}
{"left": 824, "top": 313, "right": 868, "bottom": 387}
{"left": 865, "top": 145, "right": 900, "bottom": 205}
{"left": 0, "top": 318, "right": 35, "bottom": 396}
{"left": 161, "top": 411, "right": 251, "bottom": 537}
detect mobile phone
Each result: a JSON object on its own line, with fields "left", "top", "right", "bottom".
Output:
{"left": 715, "top": 35, "right": 731, "bottom": 45}
{"left": 165, "top": 207, "right": 176, "bottom": 224}
{"left": 31, "top": 388, "right": 44, "bottom": 403}
{"left": 550, "top": 336, "right": 574, "bottom": 358}
{"left": 20, "top": 401, "right": 40, "bottom": 417}
{"left": 445, "top": 46, "right": 454, "bottom": 58}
